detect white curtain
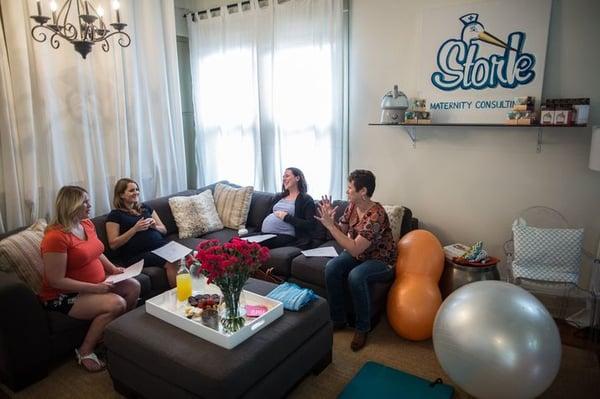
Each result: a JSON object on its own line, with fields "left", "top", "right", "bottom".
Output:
{"left": 187, "top": 0, "right": 344, "bottom": 198}
{"left": 0, "top": 0, "right": 186, "bottom": 233}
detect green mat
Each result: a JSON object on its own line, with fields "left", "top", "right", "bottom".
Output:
{"left": 338, "top": 361, "right": 454, "bottom": 399}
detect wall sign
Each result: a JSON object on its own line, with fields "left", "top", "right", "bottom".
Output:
{"left": 418, "top": 0, "right": 551, "bottom": 123}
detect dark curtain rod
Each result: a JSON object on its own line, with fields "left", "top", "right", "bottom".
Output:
{"left": 183, "top": 0, "right": 276, "bottom": 19}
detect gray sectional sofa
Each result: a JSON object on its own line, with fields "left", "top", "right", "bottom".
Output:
{"left": 0, "top": 181, "right": 416, "bottom": 391}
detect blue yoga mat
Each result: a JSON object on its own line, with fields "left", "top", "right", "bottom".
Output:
{"left": 338, "top": 361, "right": 454, "bottom": 399}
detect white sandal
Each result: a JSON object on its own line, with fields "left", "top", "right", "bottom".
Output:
{"left": 75, "top": 348, "right": 106, "bottom": 372}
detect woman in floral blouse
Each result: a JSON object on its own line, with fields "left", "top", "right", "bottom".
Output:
{"left": 316, "top": 170, "right": 396, "bottom": 351}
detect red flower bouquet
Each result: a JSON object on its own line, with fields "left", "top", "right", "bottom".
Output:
{"left": 190, "top": 238, "right": 270, "bottom": 332}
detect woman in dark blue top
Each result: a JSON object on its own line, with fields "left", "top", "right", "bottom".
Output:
{"left": 106, "top": 178, "right": 176, "bottom": 287}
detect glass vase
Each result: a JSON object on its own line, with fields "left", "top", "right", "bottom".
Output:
{"left": 219, "top": 282, "right": 246, "bottom": 333}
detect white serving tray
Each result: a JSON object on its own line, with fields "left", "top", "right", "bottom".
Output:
{"left": 145, "top": 285, "right": 283, "bottom": 349}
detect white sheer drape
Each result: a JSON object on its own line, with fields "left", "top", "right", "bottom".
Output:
{"left": 0, "top": 0, "right": 186, "bottom": 233}
{"left": 187, "top": 0, "right": 344, "bottom": 197}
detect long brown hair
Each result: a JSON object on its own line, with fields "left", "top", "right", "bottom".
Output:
{"left": 113, "top": 178, "right": 143, "bottom": 215}
{"left": 49, "top": 186, "right": 88, "bottom": 232}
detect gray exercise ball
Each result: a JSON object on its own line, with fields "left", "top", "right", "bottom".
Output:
{"left": 433, "top": 281, "right": 561, "bottom": 399}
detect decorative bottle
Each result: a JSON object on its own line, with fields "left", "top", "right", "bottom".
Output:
{"left": 176, "top": 258, "right": 192, "bottom": 302}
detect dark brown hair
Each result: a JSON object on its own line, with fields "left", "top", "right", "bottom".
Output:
{"left": 348, "top": 169, "right": 376, "bottom": 197}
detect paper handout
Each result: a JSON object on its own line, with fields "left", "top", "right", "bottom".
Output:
{"left": 240, "top": 234, "right": 277, "bottom": 243}
{"left": 151, "top": 241, "right": 193, "bottom": 263}
{"left": 105, "top": 260, "right": 144, "bottom": 284}
{"left": 301, "top": 247, "right": 338, "bottom": 258}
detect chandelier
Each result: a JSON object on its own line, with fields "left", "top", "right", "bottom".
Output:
{"left": 30, "top": 0, "right": 131, "bottom": 59}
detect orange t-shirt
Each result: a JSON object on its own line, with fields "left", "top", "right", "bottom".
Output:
{"left": 38, "top": 219, "right": 106, "bottom": 301}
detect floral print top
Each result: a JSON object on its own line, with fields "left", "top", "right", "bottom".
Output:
{"left": 339, "top": 202, "right": 397, "bottom": 265}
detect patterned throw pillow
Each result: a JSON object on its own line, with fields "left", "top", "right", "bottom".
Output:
{"left": 168, "top": 190, "right": 223, "bottom": 239}
{"left": 512, "top": 218, "right": 583, "bottom": 283}
{"left": 383, "top": 205, "right": 405, "bottom": 244}
{"left": 213, "top": 183, "right": 254, "bottom": 229}
{"left": 0, "top": 219, "right": 47, "bottom": 293}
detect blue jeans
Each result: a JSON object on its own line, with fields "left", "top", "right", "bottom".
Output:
{"left": 325, "top": 251, "right": 394, "bottom": 332}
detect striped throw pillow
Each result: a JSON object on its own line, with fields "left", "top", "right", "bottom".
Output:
{"left": 213, "top": 183, "right": 254, "bottom": 229}
{"left": 0, "top": 219, "right": 47, "bottom": 293}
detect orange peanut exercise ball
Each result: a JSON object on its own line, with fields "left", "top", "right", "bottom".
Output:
{"left": 387, "top": 230, "right": 444, "bottom": 341}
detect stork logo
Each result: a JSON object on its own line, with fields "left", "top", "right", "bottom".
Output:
{"left": 431, "top": 13, "right": 536, "bottom": 91}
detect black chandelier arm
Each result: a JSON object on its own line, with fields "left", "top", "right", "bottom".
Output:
{"left": 63, "top": 23, "right": 79, "bottom": 40}
{"left": 101, "top": 38, "right": 110, "bottom": 53}
{"left": 31, "top": 25, "right": 50, "bottom": 43}
{"left": 50, "top": 32, "right": 62, "bottom": 49}
{"left": 95, "top": 30, "right": 131, "bottom": 48}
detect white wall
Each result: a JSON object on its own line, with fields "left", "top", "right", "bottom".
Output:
{"left": 349, "top": 0, "right": 600, "bottom": 281}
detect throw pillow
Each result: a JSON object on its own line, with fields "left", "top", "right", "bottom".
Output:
{"left": 0, "top": 219, "right": 47, "bottom": 293}
{"left": 168, "top": 190, "right": 223, "bottom": 239}
{"left": 512, "top": 218, "right": 583, "bottom": 283}
{"left": 383, "top": 205, "right": 406, "bottom": 244}
{"left": 213, "top": 183, "right": 254, "bottom": 229}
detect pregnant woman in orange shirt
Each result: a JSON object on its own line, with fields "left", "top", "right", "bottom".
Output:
{"left": 38, "top": 186, "right": 140, "bottom": 372}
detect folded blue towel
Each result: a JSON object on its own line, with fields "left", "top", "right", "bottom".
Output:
{"left": 267, "top": 282, "right": 317, "bottom": 311}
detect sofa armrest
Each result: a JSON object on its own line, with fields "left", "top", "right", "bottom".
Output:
{"left": 0, "top": 272, "right": 51, "bottom": 390}
{"left": 411, "top": 217, "right": 419, "bottom": 231}
{"left": 399, "top": 207, "right": 414, "bottom": 238}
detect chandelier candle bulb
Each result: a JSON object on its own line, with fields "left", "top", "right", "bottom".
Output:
{"left": 113, "top": 0, "right": 121, "bottom": 23}
{"left": 85, "top": 1, "right": 89, "bottom": 15}
{"left": 36, "top": 0, "right": 42, "bottom": 16}
{"left": 50, "top": 1, "right": 57, "bottom": 25}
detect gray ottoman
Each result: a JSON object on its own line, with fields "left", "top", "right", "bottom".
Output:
{"left": 105, "top": 279, "right": 332, "bottom": 399}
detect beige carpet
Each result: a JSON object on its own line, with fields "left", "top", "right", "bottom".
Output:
{"left": 2, "top": 318, "right": 599, "bottom": 398}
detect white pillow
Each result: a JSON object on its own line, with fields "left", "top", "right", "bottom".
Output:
{"left": 512, "top": 218, "right": 583, "bottom": 283}
{"left": 383, "top": 205, "right": 405, "bottom": 244}
{"left": 168, "top": 190, "right": 223, "bottom": 239}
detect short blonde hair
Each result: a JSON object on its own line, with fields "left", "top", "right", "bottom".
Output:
{"left": 49, "top": 186, "right": 88, "bottom": 231}
{"left": 113, "top": 178, "right": 142, "bottom": 214}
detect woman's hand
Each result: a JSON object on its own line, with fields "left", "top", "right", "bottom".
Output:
{"left": 147, "top": 218, "right": 157, "bottom": 229}
{"left": 315, "top": 202, "right": 337, "bottom": 230}
{"left": 133, "top": 217, "right": 152, "bottom": 232}
{"left": 274, "top": 211, "right": 288, "bottom": 220}
{"left": 319, "top": 195, "right": 334, "bottom": 214}
{"left": 90, "top": 282, "right": 114, "bottom": 294}
{"left": 110, "top": 266, "right": 125, "bottom": 275}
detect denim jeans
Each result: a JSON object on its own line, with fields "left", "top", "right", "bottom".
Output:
{"left": 325, "top": 251, "right": 394, "bottom": 332}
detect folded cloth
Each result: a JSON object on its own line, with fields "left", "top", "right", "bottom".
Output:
{"left": 266, "top": 282, "right": 317, "bottom": 311}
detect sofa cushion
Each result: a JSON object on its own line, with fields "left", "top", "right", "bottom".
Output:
{"left": 246, "top": 190, "right": 276, "bottom": 229}
{"left": 290, "top": 241, "right": 343, "bottom": 288}
{"left": 92, "top": 215, "right": 121, "bottom": 261}
{"left": 213, "top": 183, "right": 253, "bottom": 229}
{"left": 168, "top": 190, "right": 223, "bottom": 239}
{"left": 265, "top": 246, "right": 302, "bottom": 278}
{"left": 0, "top": 219, "right": 46, "bottom": 293}
{"left": 199, "top": 228, "right": 240, "bottom": 243}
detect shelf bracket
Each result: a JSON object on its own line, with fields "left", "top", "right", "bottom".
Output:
{"left": 403, "top": 126, "right": 417, "bottom": 148}
{"left": 537, "top": 128, "right": 543, "bottom": 153}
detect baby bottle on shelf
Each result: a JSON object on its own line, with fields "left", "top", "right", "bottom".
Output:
{"left": 176, "top": 258, "right": 192, "bottom": 302}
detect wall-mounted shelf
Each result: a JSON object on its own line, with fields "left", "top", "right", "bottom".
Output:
{"left": 368, "top": 123, "right": 589, "bottom": 153}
